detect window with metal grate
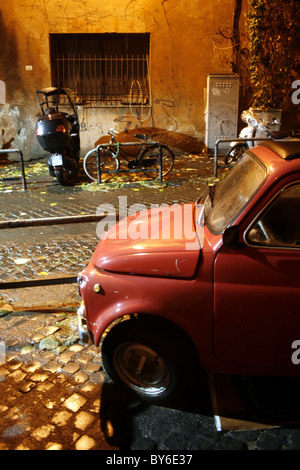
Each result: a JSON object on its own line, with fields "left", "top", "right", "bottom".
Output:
{"left": 50, "top": 33, "right": 150, "bottom": 107}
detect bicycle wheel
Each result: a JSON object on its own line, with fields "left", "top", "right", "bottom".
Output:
{"left": 83, "top": 148, "right": 119, "bottom": 182}
{"left": 224, "top": 144, "right": 247, "bottom": 165}
{"left": 139, "top": 145, "right": 175, "bottom": 179}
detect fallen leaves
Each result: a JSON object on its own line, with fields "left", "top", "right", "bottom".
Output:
{"left": 13, "top": 258, "right": 31, "bottom": 265}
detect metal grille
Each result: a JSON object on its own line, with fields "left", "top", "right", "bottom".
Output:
{"left": 50, "top": 33, "right": 150, "bottom": 106}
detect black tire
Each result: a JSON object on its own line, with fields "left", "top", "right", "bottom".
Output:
{"left": 224, "top": 144, "right": 247, "bottom": 165}
{"left": 140, "top": 145, "right": 175, "bottom": 179}
{"left": 54, "top": 168, "right": 68, "bottom": 186}
{"left": 83, "top": 148, "right": 119, "bottom": 182}
{"left": 101, "top": 319, "right": 195, "bottom": 404}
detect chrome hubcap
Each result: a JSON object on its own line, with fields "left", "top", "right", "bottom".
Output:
{"left": 113, "top": 342, "right": 171, "bottom": 397}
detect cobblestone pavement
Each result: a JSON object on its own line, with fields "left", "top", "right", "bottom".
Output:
{"left": 0, "top": 310, "right": 114, "bottom": 450}
{"left": 0, "top": 154, "right": 213, "bottom": 310}
{"left": 1, "top": 154, "right": 300, "bottom": 451}
{"left": 2, "top": 309, "right": 300, "bottom": 451}
{"left": 0, "top": 154, "right": 213, "bottom": 283}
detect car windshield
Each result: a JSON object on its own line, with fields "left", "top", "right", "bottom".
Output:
{"left": 204, "top": 152, "right": 266, "bottom": 233}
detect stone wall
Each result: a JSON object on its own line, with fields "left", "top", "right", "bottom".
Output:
{"left": 0, "top": 0, "right": 238, "bottom": 160}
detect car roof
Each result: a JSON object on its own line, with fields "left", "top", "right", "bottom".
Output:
{"left": 261, "top": 140, "right": 300, "bottom": 160}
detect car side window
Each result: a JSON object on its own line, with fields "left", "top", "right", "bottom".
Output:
{"left": 246, "top": 184, "right": 300, "bottom": 248}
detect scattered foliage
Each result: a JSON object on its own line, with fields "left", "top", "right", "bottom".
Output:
{"left": 246, "top": 0, "right": 299, "bottom": 109}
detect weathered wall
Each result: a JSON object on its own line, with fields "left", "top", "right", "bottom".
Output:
{"left": 0, "top": 0, "right": 237, "bottom": 159}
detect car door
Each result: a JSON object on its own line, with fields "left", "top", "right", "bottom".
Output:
{"left": 213, "top": 183, "right": 300, "bottom": 371}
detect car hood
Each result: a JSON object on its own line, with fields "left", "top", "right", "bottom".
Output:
{"left": 92, "top": 203, "right": 201, "bottom": 278}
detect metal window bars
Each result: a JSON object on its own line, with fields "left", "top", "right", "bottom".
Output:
{"left": 53, "top": 53, "right": 150, "bottom": 106}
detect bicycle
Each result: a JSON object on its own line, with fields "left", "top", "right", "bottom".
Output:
{"left": 83, "top": 128, "right": 175, "bottom": 182}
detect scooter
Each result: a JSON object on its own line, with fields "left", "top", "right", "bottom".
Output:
{"left": 36, "top": 87, "right": 80, "bottom": 185}
{"left": 225, "top": 108, "right": 280, "bottom": 165}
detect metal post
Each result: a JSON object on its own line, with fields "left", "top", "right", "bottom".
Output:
{"left": 96, "top": 146, "right": 101, "bottom": 184}
{"left": 214, "top": 137, "right": 271, "bottom": 177}
{"left": 214, "top": 140, "right": 220, "bottom": 177}
{"left": 19, "top": 150, "right": 27, "bottom": 190}
{"left": 84, "top": 140, "right": 164, "bottom": 183}
{"left": 0, "top": 149, "right": 27, "bottom": 190}
{"left": 158, "top": 143, "right": 162, "bottom": 182}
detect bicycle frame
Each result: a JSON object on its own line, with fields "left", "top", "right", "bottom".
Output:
{"left": 86, "top": 140, "right": 163, "bottom": 183}
{"left": 106, "top": 130, "right": 145, "bottom": 162}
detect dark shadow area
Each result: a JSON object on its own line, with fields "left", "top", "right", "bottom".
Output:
{"left": 209, "top": 373, "right": 300, "bottom": 434}
{"left": 237, "top": 375, "right": 300, "bottom": 424}
{"left": 100, "top": 381, "right": 148, "bottom": 449}
{"left": 99, "top": 370, "right": 213, "bottom": 450}
{"left": 99, "top": 373, "right": 300, "bottom": 450}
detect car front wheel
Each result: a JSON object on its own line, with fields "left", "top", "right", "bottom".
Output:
{"left": 101, "top": 319, "right": 194, "bottom": 404}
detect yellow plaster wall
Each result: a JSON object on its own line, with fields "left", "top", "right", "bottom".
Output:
{"left": 0, "top": 0, "right": 236, "bottom": 157}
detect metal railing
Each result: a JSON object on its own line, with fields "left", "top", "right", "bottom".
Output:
{"left": 214, "top": 138, "right": 270, "bottom": 177}
{"left": 87, "top": 141, "right": 163, "bottom": 183}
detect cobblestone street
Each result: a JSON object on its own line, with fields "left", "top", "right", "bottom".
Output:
{"left": 1, "top": 155, "right": 300, "bottom": 451}
{"left": 2, "top": 307, "right": 300, "bottom": 451}
{"left": 0, "top": 310, "right": 114, "bottom": 450}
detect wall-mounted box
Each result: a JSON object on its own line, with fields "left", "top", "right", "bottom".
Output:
{"left": 205, "top": 74, "right": 239, "bottom": 151}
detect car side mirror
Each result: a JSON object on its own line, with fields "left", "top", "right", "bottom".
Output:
{"left": 222, "top": 226, "right": 240, "bottom": 249}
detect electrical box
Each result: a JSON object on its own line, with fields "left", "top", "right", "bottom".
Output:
{"left": 205, "top": 74, "right": 239, "bottom": 151}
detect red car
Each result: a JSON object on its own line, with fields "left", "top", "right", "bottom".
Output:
{"left": 77, "top": 140, "right": 300, "bottom": 403}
